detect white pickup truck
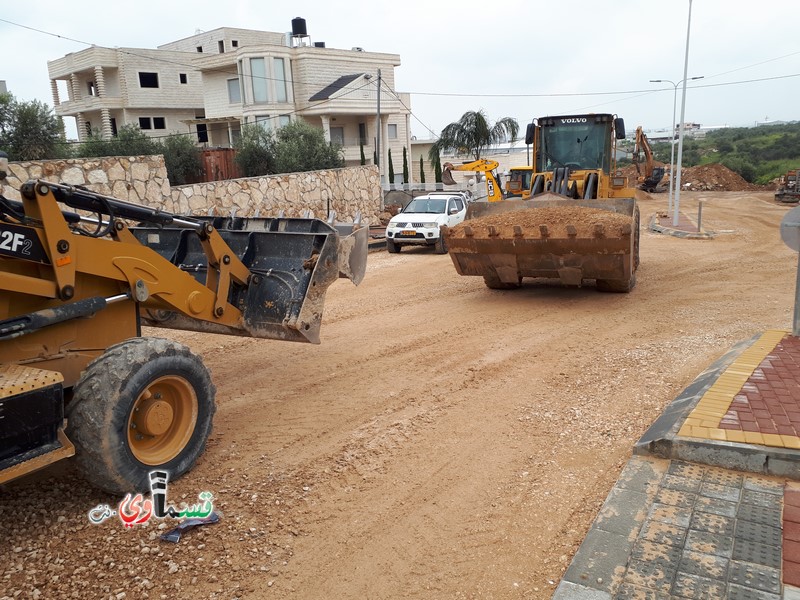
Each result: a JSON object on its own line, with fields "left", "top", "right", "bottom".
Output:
{"left": 385, "top": 192, "right": 470, "bottom": 254}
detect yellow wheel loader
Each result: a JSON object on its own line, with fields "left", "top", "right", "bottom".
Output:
{"left": 441, "top": 159, "right": 504, "bottom": 202}
{"left": 442, "top": 113, "right": 639, "bottom": 292}
{"left": 0, "top": 167, "right": 367, "bottom": 493}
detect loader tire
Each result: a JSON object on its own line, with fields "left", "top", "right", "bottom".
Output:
{"left": 67, "top": 337, "right": 216, "bottom": 494}
{"left": 596, "top": 272, "right": 636, "bottom": 293}
{"left": 434, "top": 234, "right": 448, "bottom": 254}
{"left": 386, "top": 238, "right": 400, "bottom": 253}
{"left": 483, "top": 274, "right": 521, "bottom": 290}
{"left": 634, "top": 207, "right": 641, "bottom": 271}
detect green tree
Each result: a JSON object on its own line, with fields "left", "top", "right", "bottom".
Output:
{"left": 0, "top": 93, "right": 65, "bottom": 161}
{"left": 388, "top": 148, "right": 395, "bottom": 183}
{"left": 429, "top": 109, "right": 518, "bottom": 162}
{"left": 419, "top": 155, "right": 426, "bottom": 184}
{"left": 75, "top": 124, "right": 159, "bottom": 159}
{"left": 233, "top": 123, "right": 275, "bottom": 177}
{"left": 161, "top": 134, "right": 203, "bottom": 185}
{"left": 273, "top": 120, "right": 344, "bottom": 174}
{"left": 402, "top": 146, "right": 409, "bottom": 184}
{"left": 431, "top": 147, "right": 443, "bottom": 183}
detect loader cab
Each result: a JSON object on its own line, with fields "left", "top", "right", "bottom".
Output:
{"left": 535, "top": 114, "right": 618, "bottom": 174}
{"left": 505, "top": 167, "right": 533, "bottom": 198}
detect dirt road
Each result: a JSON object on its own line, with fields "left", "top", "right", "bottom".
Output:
{"left": 1, "top": 191, "right": 797, "bottom": 600}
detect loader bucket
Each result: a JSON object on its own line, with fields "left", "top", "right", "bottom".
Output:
{"left": 443, "top": 193, "right": 638, "bottom": 292}
{"left": 441, "top": 168, "right": 457, "bottom": 186}
{"left": 131, "top": 216, "right": 368, "bottom": 343}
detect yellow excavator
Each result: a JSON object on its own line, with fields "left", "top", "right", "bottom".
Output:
{"left": 442, "top": 113, "right": 639, "bottom": 292}
{"left": 0, "top": 163, "right": 367, "bottom": 493}
{"left": 441, "top": 159, "right": 504, "bottom": 202}
{"left": 632, "top": 126, "right": 666, "bottom": 193}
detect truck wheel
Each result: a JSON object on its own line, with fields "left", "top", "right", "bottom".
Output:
{"left": 386, "top": 238, "right": 400, "bottom": 253}
{"left": 435, "top": 234, "right": 448, "bottom": 254}
{"left": 483, "top": 274, "right": 521, "bottom": 289}
{"left": 67, "top": 337, "right": 216, "bottom": 494}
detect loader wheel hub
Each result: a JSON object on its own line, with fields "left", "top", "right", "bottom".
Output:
{"left": 138, "top": 400, "right": 174, "bottom": 436}
{"left": 127, "top": 375, "right": 198, "bottom": 466}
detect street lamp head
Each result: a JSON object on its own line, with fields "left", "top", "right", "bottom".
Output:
{"left": 649, "top": 79, "right": 663, "bottom": 83}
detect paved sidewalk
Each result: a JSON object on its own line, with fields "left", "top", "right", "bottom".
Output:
{"left": 554, "top": 330, "right": 800, "bottom": 599}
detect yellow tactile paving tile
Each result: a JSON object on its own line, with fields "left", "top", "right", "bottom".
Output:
{"left": 677, "top": 330, "right": 800, "bottom": 448}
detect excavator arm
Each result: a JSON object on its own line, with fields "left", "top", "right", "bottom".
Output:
{"left": 632, "top": 127, "right": 664, "bottom": 192}
{"left": 441, "top": 159, "right": 504, "bottom": 202}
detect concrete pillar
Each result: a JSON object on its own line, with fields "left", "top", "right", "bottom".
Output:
{"left": 70, "top": 74, "right": 81, "bottom": 101}
{"left": 50, "top": 80, "right": 60, "bottom": 106}
{"left": 76, "top": 112, "right": 85, "bottom": 142}
{"left": 320, "top": 115, "right": 331, "bottom": 143}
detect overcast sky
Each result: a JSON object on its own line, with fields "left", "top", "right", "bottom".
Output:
{"left": 2, "top": 0, "right": 798, "bottom": 141}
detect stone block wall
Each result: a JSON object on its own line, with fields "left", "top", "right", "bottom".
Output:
{"left": 2, "top": 156, "right": 381, "bottom": 225}
{"left": 3, "top": 155, "right": 170, "bottom": 205}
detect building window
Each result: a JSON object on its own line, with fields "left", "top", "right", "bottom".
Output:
{"left": 196, "top": 123, "right": 208, "bottom": 143}
{"left": 255, "top": 115, "right": 271, "bottom": 130}
{"left": 273, "top": 58, "right": 287, "bottom": 103}
{"left": 138, "top": 72, "right": 159, "bottom": 88}
{"left": 110, "top": 118, "right": 118, "bottom": 137}
{"left": 180, "top": 73, "right": 187, "bottom": 84}
{"left": 232, "top": 40, "right": 239, "bottom": 48}
{"left": 85, "top": 121, "right": 92, "bottom": 137}
{"left": 278, "top": 115, "right": 291, "bottom": 128}
{"left": 87, "top": 81, "right": 96, "bottom": 96}
{"left": 196, "top": 46, "right": 203, "bottom": 53}
{"left": 250, "top": 58, "right": 268, "bottom": 103}
{"left": 153, "top": 117, "right": 166, "bottom": 130}
{"left": 218, "top": 40, "right": 225, "bottom": 53}
{"left": 388, "top": 124, "right": 398, "bottom": 139}
{"left": 139, "top": 117, "right": 152, "bottom": 129}
{"left": 330, "top": 127, "right": 344, "bottom": 146}
{"left": 227, "top": 78, "right": 241, "bottom": 103}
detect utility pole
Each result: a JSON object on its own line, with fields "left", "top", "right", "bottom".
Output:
{"left": 375, "top": 69, "right": 382, "bottom": 184}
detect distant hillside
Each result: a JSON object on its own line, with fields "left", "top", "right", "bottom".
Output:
{"left": 646, "top": 122, "right": 800, "bottom": 185}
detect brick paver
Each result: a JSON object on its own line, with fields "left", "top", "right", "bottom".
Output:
{"left": 678, "top": 330, "right": 800, "bottom": 449}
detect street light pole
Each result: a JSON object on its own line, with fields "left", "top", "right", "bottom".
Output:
{"left": 650, "top": 75, "right": 703, "bottom": 218}
{"left": 673, "top": 0, "right": 695, "bottom": 228}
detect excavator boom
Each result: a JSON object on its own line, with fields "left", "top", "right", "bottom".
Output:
{"left": 442, "top": 159, "right": 504, "bottom": 202}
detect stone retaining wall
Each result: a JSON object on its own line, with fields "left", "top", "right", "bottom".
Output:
{"left": 2, "top": 156, "right": 381, "bottom": 224}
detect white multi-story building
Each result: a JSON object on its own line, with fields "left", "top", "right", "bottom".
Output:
{"left": 47, "top": 21, "right": 411, "bottom": 176}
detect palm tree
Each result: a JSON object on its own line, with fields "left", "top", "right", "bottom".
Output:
{"left": 429, "top": 110, "right": 519, "bottom": 163}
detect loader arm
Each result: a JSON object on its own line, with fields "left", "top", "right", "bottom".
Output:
{"left": 442, "top": 159, "right": 504, "bottom": 202}
{"left": 0, "top": 178, "right": 368, "bottom": 491}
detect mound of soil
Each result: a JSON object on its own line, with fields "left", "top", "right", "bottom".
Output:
{"left": 447, "top": 206, "right": 632, "bottom": 239}
{"left": 622, "top": 162, "right": 765, "bottom": 192}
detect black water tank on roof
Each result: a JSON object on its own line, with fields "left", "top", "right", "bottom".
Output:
{"left": 292, "top": 18, "right": 307, "bottom": 36}
{"left": 314, "top": 42, "right": 325, "bottom": 48}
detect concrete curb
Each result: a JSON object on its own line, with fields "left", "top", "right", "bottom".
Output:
{"left": 634, "top": 333, "right": 800, "bottom": 479}
{"left": 647, "top": 213, "right": 715, "bottom": 240}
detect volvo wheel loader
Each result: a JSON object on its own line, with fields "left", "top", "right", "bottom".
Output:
{"left": 0, "top": 166, "right": 367, "bottom": 493}
{"left": 442, "top": 113, "right": 639, "bottom": 292}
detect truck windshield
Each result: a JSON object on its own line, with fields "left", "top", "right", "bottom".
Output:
{"left": 538, "top": 120, "right": 611, "bottom": 172}
{"left": 404, "top": 199, "right": 447, "bottom": 214}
